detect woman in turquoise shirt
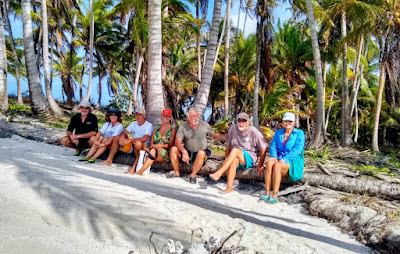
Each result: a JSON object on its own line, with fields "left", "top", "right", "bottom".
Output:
{"left": 261, "top": 112, "right": 305, "bottom": 204}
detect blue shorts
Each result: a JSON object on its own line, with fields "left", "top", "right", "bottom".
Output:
{"left": 237, "top": 150, "right": 254, "bottom": 170}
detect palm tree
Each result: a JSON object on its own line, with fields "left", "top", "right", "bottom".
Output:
{"left": 305, "top": 0, "right": 325, "bottom": 148}
{"left": 194, "top": 0, "right": 223, "bottom": 118}
{"left": 224, "top": 0, "right": 232, "bottom": 119}
{"left": 21, "top": 0, "right": 50, "bottom": 114}
{"left": 2, "top": 0, "right": 22, "bottom": 105}
{"left": 42, "top": 0, "right": 63, "bottom": 115}
{"left": 84, "top": 0, "right": 95, "bottom": 102}
{"left": 147, "top": 0, "right": 165, "bottom": 124}
{"left": 0, "top": 7, "right": 8, "bottom": 111}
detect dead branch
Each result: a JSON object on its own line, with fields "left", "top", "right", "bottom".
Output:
{"left": 317, "top": 162, "right": 333, "bottom": 176}
{"left": 278, "top": 183, "right": 309, "bottom": 196}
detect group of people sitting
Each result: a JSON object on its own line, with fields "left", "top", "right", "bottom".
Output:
{"left": 60, "top": 100, "right": 305, "bottom": 203}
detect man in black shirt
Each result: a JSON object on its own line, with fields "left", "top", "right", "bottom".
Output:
{"left": 60, "top": 100, "right": 98, "bottom": 156}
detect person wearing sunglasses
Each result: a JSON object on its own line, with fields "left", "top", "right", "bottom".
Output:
{"left": 78, "top": 108, "right": 124, "bottom": 163}
{"left": 169, "top": 107, "right": 226, "bottom": 183}
{"left": 209, "top": 112, "right": 267, "bottom": 194}
{"left": 60, "top": 100, "right": 98, "bottom": 156}
{"left": 260, "top": 112, "right": 305, "bottom": 204}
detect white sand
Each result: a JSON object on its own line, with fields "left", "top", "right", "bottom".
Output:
{"left": 0, "top": 135, "right": 372, "bottom": 254}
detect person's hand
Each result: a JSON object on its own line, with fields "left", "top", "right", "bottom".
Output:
{"left": 70, "top": 134, "right": 78, "bottom": 140}
{"left": 72, "top": 139, "right": 79, "bottom": 145}
{"left": 181, "top": 151, "right": 189, "bottom": 163}
{"left": 256, "top": 164, "right": 265, "bottom": 176}
{"left": 94, "top": 141, "right": 101, "bottom": 146}
{"left": 119, "top": 137, "right": 127, "bottom": 146}
{"left": 98, "top": 143, "right": 106, "bottom": 148}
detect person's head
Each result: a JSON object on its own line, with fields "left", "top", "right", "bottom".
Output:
{"left": 79, "top": 100, "right": 92, "bottom": 116}
{"left": 135, "top": 107, "right": 146, "bottom": 124}
{"left": 282, "top": 112, "right": 296, "bottom": 130}
{"left": 106, "top": 108, "right": 122, "bottom": 123}
{"left": 161, "top": 108, "right": 173, "bottom": 124}
{"left": 237, "top": 112, "right": 251, "bottom": 133}
{"left": 186, "top": 107, "right": 199, "bottom": 127}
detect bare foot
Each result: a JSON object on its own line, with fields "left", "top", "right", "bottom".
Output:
{"left": 124, "top": 169, "right": 135, "bottom": 174}
{"left": 101, "top": 160, "right": 112, "bottom": 166}
{"left": 218, "top": 188, "right": 233, "bottom": 194}
{"left": 209, "top": 173, "right": 220, "bottom": 181}
{"left": 132, "top": 172, "right": 142, "bottom": 176}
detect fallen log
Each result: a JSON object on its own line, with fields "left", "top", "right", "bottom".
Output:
{"left": 317, "top": 162, "right": 333, "bottom": 176}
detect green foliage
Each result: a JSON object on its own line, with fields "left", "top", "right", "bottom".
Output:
{"left": 353, "top": 165, "right": 391, "bottom": 174}
{"left": 304, "top": 146, "right": 332, "bottom": 161}
{"left": 212, "top": 119, "right": 231, "bottom": 134}
{"left": 7, "top": 103, "right": 32, "bottom": 115}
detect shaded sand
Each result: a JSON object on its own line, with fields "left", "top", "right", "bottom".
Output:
{"left": 0, "top": 135, "right": 372, "bottom": 253}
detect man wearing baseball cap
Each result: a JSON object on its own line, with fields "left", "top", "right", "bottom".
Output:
{"left": 210, "top": 112, "right": 267, "bottom": 194}
{"left": 60, "top": 100, "right": 98, "bottom": 156}
{"left": 101, "top": 107, "right": 153, "bottom": 167}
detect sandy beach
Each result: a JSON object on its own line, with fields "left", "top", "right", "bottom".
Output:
{"left": 0, "top": 134, "right": 372, "bottom": 253}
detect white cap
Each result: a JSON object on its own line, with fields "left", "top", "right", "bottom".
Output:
{"left": 282, "top": 112, "right": 295, "bottom": 122}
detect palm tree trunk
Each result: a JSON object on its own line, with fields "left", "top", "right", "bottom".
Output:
{"left": 3, "top": 0, "right": 22, "bottom": 105}
{"left": 127, "top": 51, "right": 135, "bottom": 115}
{"left": 236, "top": 1, "right": 241, "bottom": 32}
{"left": 79, "top": 51, "right": 87, "bottom": 101}
{"left": 213, "top": 14, "right": 226, "bottom": 69}
{"left": 372, "top": 32, "right": 389, "bottom": 152}
{"left": 253, "top": 21, "right": 262, "bottom": 128}
{"left": 224, "top": 0, "right": 232, "bottom": 119}
{"left": 50, "top": 31, "right": 54, "bottom": 89}
{"left": 0, "top": 7, "right": 8, "bottom": 111}
{"left": 133, "top": 50, "right": 143, "bottom": 109}
{"left": 350, "top": 36, "right": 369, "bottom": 118}
{"left": 354, "top": 100, "right": 359, "bottom": 143}
{"left": 147, "top": 0, "right": 165, "bottom": 124}
{"left": 306, "top": 0, "right": 324, "bottom": 149}
{"left": 42, "top": 0, "right": 63, "bottom": 115}
{"left": 341, "top": 12, "right": 352, "bottom": 146}
{"left": 96, "top": 73, "right": 103, "bottom": 108}
{"left": 195, "top": 0, "right": 223, "bottom": 118}
{"left": 84, "top": 0, "right": 94, "bottom": 102}
{"left": 21, "top": 0, "right": 50, "bottom": 115}
{"left": 196, "top": 1, "right": 202, "bottom": 82}
{"left": 349, "top": 36, "right": 364, "bottom": 118}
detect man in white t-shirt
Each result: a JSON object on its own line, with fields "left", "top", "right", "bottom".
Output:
{"left": 101, "top": 107, "right": 153, "bottom": 167}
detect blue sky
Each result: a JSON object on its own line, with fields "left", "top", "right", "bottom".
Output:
{"left": 6, "top": 0, "right": 291, "bottom": 107}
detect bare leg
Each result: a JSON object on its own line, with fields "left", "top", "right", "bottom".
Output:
{"left": 271, "top": 162, "right": 289, "bottom": 199}
{"left": 101, "top": 137, "right": 119, "bottom": 165}
{"left": 60, "top": 136, "right": 78, "bottom": 150}
{"left": 264, "top": 160, "right": 276, "bottom": 197}
{"left": 190, "top": 150, "right": 206, "bottom": 178}
{"left": 90, "top": 146, "right": 108, "bottom": 160}
{"left": 219, "top": 158, "right": 240, "bottom": 194}
{"left": 210, "top": 148, "right": 245, "bottom": 181}
{"left": 131, "top": 141, "right": 145, "bottom": 170}
{"left": 169, "top": 146, "right": 181, "bottom": 176}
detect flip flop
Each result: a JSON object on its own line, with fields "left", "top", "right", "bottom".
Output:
{"left": 87, "top": 159, "right": 95, "bottom": 163}
{"left": 260, "top": 195, "right": 270, "bottom": 202}
{"left": 79, "top": 157, "right": 89, "bottom": 162}
{"left": 268, "top": 197, "right": 278, "bottom": 204}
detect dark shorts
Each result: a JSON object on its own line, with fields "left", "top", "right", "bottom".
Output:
{"left": 78, "top": 138, "right": 90, "bottom": 149}
{"left": 180, "top": 148, "right": 211, "bottom": 165}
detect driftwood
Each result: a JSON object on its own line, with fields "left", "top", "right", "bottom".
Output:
{"left": 317, "top": 162, "right": 333, "bottom": 176}
{"left": 277, "top": 183, "right": 309, "bottom": 197}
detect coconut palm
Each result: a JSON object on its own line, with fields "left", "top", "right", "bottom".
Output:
{"left": 42, "top": 0, "right": 63, "bottom": 115}
{"left": 147, "top": 0, "right": 165, "bottom": 124}
{"left": 0, "top": 7, "right": 8, "bottom": 111}
{"left": 2, "top": 0, "right": 22, "bottom": 105}
{"left": 21, "top": 0, "right": 50, "bottom": 114}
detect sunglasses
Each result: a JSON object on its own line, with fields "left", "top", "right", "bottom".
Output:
{"left": 283, "top": 120, "right": 293, "bottom": 123}
{"left": 108, "top": 113, "right": 117, "bottom": 116}
{"left": 238, "top": 119, "right": 247, "bottom": 123}
{"left": 80, "top": 106, "right": 90, "bottom": 110}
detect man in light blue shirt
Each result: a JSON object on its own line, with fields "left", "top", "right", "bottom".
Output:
{"left": 101, "top": 107, "right": 153, "bottom": 167}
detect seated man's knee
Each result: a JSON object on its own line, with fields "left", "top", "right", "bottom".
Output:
{"left": 60, "top": 136, "right": 71, "bottom": 146}
{"left": 134, "top": 140, "right": 144, "bottom": 150}
{"left": 196, "top": 150, "right": 206, "bottom": 160}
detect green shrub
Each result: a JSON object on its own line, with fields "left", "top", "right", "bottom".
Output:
{"left": 7, "top": 104, "right": 32, "bottom": 115}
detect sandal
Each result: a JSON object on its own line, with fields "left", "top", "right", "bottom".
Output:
{"left": 87, "top": 158, "right": 95, "bottom": 163}
{"left": 166, "top": 171, "right": 179, "bottom": 178}
{"left": 268, "top": 197, "right": 278, "bottom": 204}
{"left": 260, "top": 195, "right": 270, "bottom": 202}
